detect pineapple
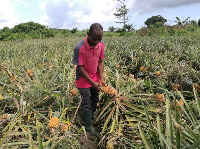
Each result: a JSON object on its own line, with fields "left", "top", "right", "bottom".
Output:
{"left": 155, "top": 93, "right": 165, "bottom": 102}
{"left": 172, "top": 99, "right": 184, "bottom": 112}
{"left": 116, "top": 64, "right": 121, "bottom": 68}
{"left": 139, "top": 66, "right": 145, "bottom": 71}
{"left": 193, "top": 83, "right": 200, "bottom": 92}
{"left": 60, "top": 123, "right": 69, "bottom": 132}
{"left": 172, "top": 84, "right": 180, "bottom": 91}
{"left": 154, "top": 71, "right": 160, "bottom": 76}
{"left": 26, "top": 69, "right": 33, "bottom": 77}
{"left": 48, "top": 111, "right": 60, "bottom": 129}
{"left": 172, "top": 99, "right": 184, "bottom": 108}
{"left": 106, "top": 141, "right": 114, "bottom": 149}
{"left": 103, "top": 86, "right": 116, "bottom": 95}
{"left": 144, "top": 67, "right": 149, "bottom": 72}
{"left": 70, "top": 88, "right": 77, "bottom": 96}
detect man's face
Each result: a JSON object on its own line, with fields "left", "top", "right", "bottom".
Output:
{"left": 87, "top": 29, "right": 103, "bottom": 47}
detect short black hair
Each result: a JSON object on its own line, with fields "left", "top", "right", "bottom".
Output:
{"left": 88, "top": 23, "right": 103, "bottom": 35}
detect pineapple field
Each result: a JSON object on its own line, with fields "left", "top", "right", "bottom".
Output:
{"left": 0, "top": 35, "right": 200, "bottom": 149}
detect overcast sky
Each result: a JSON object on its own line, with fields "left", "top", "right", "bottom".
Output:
{"left": 0, "top": 0, "right": 200, "bottom": 31}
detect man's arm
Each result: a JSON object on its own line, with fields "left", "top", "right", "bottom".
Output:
{"left": 97, "top": 60, "right": 106, "bottom": 86}
{"left": 77, "top": 65, "right": 100, "bottom": 91}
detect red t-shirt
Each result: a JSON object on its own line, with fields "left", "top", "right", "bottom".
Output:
{"left": 73, "top": 35, "right": 105, "bottom": 88}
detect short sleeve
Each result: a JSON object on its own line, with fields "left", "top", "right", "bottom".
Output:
{"left": 73, "top": 41, "right": 84, "bottom": 65}
{"left": 99, "top": 43, "right": 105, "bottom": 60}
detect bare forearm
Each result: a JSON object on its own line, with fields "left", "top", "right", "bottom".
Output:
{"left": 98, "top": 60, "right": 104, "bottom": 81}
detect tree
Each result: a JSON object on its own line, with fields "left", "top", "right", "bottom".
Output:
{"left": 113, "top": 4, "right": 129, "bottom": 28}
{"left": 108, "top": 26, "right": 116, "bottom": 32}
{"left": 12, "top": 21, "right": 46, "bottom": 33}
{"left": 144, "top": 15, "right": 167, "bottom": 28}
{"left": 125, "top": 24, "right": 134, "bottom": 32}
{"left": 174, "top": 17, "right": 190, "bottom": 26}
{"left": 71, "top": 27, "right": 78, "bottom": 34}
{"left": 198, "top": 19, "right": 200, "bottom": 27}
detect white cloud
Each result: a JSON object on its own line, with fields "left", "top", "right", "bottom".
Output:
{"left": 0, "top": 0, "right": 19, "bottom": 29}
{"left": 40, "top": 0, "right": 200, "bottom": 30}
{"left": 127, "top": 0, "right": 200, "bottom": 14}
{"left": 40, "top": 0, "right": 119, "bottom": 29}
{"left": 1, "top": 0, "right": 200, "bottom": 30}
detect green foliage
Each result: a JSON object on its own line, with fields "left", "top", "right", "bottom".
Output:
{"left": 145, "top": 15, "right": 167, "bottom": 28}
{"left": 71, "top": 27, "right": 78, "bottom": 34}
{"left": 0, "top": 21, "right": 55, "bottom": 41}
{"left": 108, "top": 26, "right": 116, "bottom": 32}
{"left": 125, "top": 24, "right": 135, "bottom": 32}
{"left": 174, "top": 17, "right": 190, "bottom": 26}
{"left": 198, "top": 19, "right": 200, "bottom": 27}
{"left": 12, "top": 21, "right": 46, "bottom": 33}
{"left": 0, "top": 35, "right": 200, "bottom": 148}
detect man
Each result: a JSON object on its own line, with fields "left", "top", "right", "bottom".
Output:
{"left": 72, "top": 23, "right": 106, "bottom": 136}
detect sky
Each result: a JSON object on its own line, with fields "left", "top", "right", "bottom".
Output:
{"left": 0, "top": 0, "right": 200, "bottom": 31}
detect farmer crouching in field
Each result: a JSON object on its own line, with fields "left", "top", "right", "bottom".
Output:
{"left": 72, "top": 23, "right": 106, "bottom": 136}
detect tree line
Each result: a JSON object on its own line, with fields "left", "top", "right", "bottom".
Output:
{"left": 0, "top": 16, "right": 200, "bottom": 41}
{"left": 0, "top": 21, "right": 81, "bottom": 41}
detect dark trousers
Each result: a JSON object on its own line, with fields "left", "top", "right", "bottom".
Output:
{"left": 78, "top": 87, "right": 99, "bottom": 111}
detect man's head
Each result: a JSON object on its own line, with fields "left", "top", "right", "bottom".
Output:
{"left": 87, "top": 23, "right": 103, "bottom": 47}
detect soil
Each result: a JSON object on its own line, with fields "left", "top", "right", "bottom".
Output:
{"left": 79, "top": 132, "right": 98, "bottom": 149}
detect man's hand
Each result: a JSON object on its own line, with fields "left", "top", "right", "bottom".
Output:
{"left": 91, "top": 82, "right": 101, "bottom": 91}
{"left": 100, "top": 80, "right": 106, "bottom": 87}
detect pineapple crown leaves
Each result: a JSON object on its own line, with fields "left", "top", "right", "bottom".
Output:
{"left": 53, "top": 111, "right": 60, "bottom": 118}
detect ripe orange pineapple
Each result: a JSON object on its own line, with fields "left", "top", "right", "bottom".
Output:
{"left": 172, "top": 84, "right": 180, "bottom": 91}
{"left": 155, "top": 93, "right": 165, "bottom": 102}
{"left": 60, "top": 123, "right": 69, "bottom": 132}
{"left": 102, "top": 86, "right": 116, "bottom": 95}
{"left": 193, "top": 83, "right": 200, "bottom": 92}
{"left": 48, "top": 111, "right": 60, "bottom": 129}
{"left": 140, "top": 66, "right": 145, "bottom": 71}
{"left": 116, "top": 64, "right": 121, "bottom": 68}
{"left": 26, "top": 69, "right": 33, "bottom": 77}
{"left": 144, "top": 67, "right": 149, "bottom": 72}
{"left": 154, "top": 71, "right": 160, "bottom": 76}
{"left": 70, "top": 88, "right": 77, "bottom": 96}
{"left": 172, "top": 99, "right": 184, "bottom": 108}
